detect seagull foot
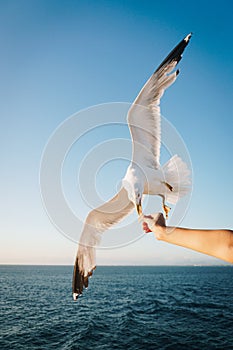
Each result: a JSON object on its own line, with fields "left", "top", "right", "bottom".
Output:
{"left": 163, "top": 204, "right": 171, "bottom": 219}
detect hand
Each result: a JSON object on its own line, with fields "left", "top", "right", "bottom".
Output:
{"left": 142, "top": 215, "right": 154, "bottom": 233}
{"left": 141, "top": 213, "right": 166, "bottom": 239}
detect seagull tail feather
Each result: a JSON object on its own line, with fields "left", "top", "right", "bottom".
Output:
{"left": 161, "top": 155, "right": 191, "bottom": 204}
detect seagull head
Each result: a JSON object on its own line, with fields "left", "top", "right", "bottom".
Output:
{"left": 122, "top": 180, "right": 143, "bottom": 216}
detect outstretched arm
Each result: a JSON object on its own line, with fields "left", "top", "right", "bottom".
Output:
{"left": 142, "top": 213, "right": 233, "bottom": 264}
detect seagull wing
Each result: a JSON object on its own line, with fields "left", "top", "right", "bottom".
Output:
{"left": 128, "top": 33, "right": 192, "bottom": 169}
{"left": 72, "top": 187, "right": 134, "bottom": 300}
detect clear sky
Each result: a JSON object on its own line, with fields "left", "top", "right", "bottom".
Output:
{"left": 1, "top": 0, "right": 233, "bottom": 265}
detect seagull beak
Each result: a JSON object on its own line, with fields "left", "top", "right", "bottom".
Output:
{"left": 136, "top": 200, "right": 142, "bottom": 216}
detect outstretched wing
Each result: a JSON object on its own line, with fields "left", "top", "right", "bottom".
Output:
{"left": 128, "top": 33, "right": 192, "bottom": 169}
{"left": 72, "top": 187, "right": 134, "bottom": 300}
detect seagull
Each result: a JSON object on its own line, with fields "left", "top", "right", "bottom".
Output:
{"left": 73, "top": 33, "right": 192, "bottom": 300}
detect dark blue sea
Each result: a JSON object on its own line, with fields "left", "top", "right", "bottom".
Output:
{"left": 1, "top": 265, "right": 233, "bottom": 349}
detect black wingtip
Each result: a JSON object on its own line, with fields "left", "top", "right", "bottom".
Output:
{"left": 72, "top": 257, "right": 84, "bottom": 300}
{"left": 73, "top": 292, "right": 79, "bottom": 301}
{"left": 184, "top": 32, "right": 192, "bottom": 43}
{"left": 72, "top": 257, "right": 96, "bottom": 300}
{"left": 155, "top": 32, "right": 192, "bottom": 73}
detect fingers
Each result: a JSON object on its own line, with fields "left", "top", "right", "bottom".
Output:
{"left": 143, "top": 214, "right": 154, "bottom": 220}
{"left": 142, "top": 222, "right": 152, "bottom": 233}
{"left": 138, "top": 214, "right": 154, "bottom": 223}
{"left": 141, "top": 212, "right": 166, "bottom": 233}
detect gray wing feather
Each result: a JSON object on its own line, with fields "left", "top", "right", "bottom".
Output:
{"left": 128, "top": 33, "right": 192, "bottom": 169}
{"left": 72, "top": 187, "right": 134, "bottom": 299}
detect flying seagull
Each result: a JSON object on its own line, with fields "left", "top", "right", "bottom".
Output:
{"left": 73, "top": 33, "right": 192, "bottom": 300}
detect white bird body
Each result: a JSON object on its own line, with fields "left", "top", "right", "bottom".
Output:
{"left": 123, "top": 163, "right": 162, "bottom": 196}
{"left": 73, "top": 33, "right": 192, "bottom": 300}
{"left": 122, "top": 154, "right": 190, "bottom": 204}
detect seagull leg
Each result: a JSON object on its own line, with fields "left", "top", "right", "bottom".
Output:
{"left": 163, "top": 204, "right": 171, "bottom": 220}
{"left": 161, "top": 195, "right": 171, "bottom": 220}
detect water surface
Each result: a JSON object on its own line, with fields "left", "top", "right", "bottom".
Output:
{"left": 1, "top": 265, "right": 233, "bottom": 349}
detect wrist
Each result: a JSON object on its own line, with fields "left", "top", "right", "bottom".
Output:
{"left": 154, "top": 225, "right": 166, "bottom": 241}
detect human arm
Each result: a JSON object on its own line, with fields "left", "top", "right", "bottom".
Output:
{"left": 142, "top": 213, "right": 233, "bottom": 264}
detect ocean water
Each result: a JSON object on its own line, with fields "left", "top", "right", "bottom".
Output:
{"left": 1, "top": 266, "right": 233, "bottom": 350}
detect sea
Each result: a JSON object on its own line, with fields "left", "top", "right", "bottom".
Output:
{"left": 1, "top": 265, "right": 233, "bottom": 350}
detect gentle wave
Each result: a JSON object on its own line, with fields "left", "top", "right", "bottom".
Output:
{"left": 1, "top": 265, "right": 233, "bottom": 349}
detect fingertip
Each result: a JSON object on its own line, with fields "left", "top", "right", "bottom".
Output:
{"left": 144, "top": 214, "right": 154, "bottom": 219}
{"left": 142, "top": 222, "right": 152, "bottom": 233}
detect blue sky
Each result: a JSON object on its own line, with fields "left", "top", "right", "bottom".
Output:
{"left": 1, "top": 0, "right": 233, "bottom": 265}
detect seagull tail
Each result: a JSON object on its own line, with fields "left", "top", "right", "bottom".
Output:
{"left": 162, "top": 155, "right": 191, "bottom": 204}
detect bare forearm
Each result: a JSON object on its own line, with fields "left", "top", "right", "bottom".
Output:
{"left": 159, "top": 227, "right": 233, "bottom": 263}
